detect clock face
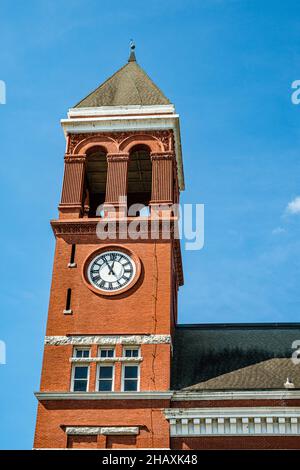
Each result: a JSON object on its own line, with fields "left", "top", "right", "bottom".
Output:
{"left": 87, "top": 250, "right": 136, "bottom": 293}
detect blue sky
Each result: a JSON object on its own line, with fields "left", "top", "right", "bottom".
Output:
{"left": 1, "top": 0, "right": 300, "bottom": 449}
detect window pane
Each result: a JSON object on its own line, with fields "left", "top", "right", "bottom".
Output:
{"left": 132, "top": 349, "right": 139, "bottom": 357}
{"left": 124, "top": 366, "right": 138, "bottom": 379}
{"left": 100, "top": 349, "right": 114, "bottom": 358}
{"left": 124, "top": 379, "right": 138, "bottom": 392}
{"left": 74, "top": 366, "right": 88, "bottom": 379}
{"left": 73, "top": 380, "right": 88, "bottom": 392}
{"left": 125, "top": 349, "right": 132, "bottom": 358}
{"left": 75, "top": 349, "right": 90, "bottom": 358}
{"left": 99, "top": 380, "right": 112, "bottom": 392}
{"left": 99, "top": 366, "right": 113, "bottom": 379}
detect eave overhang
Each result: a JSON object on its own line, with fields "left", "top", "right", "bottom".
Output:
{"left": 35, "top": 391, "right": 173, "bottom": 401}
{"left": 35, "top": 389, "right": 300, "bottom": 402}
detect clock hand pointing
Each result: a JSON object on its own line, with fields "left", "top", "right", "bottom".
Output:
{"left": 104, "top": 259, "right": 116, "bottom": 276}
{"left": 108, "top": 261, "right": 116, "bottom": 276}
{"left": 103, "top": 259, "right": 113, "bottom": 274}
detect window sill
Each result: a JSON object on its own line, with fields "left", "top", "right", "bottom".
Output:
{"left": 69, "top": 357, "right": 143, "bottom": 363}
{"left": 63, "top": 309, "right": 73, "bottom": 315}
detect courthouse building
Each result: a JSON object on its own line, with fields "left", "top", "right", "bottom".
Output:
{"left": 34, "top": 46, "right": 300, "bottom": 449}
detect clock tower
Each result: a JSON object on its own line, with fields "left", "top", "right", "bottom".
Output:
{"left": 34, "top": 45, "right": 184, "bottom": 449}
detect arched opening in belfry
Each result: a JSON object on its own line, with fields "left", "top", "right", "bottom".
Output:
{"left": 127, "top": 145, "right": 152, "bottom": 215}
{"left": 85, "top": 146, "right": 107, "bottom": 217}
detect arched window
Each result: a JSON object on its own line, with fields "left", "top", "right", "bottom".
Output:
{"left": 127, "top": 145, "right": 152, "bottom": 213}
{"left": 85, "top": 146, "right": 107, "bottom": 217}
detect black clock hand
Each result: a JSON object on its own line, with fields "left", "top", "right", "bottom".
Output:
{"left": 103, "top": 259, "right": 112, "bottom": 274}
{"left": 104, "top": 259, "right": 116, "bottom": 276}
{"left": 108, "top": 261, "right": 116, "bottom": 276}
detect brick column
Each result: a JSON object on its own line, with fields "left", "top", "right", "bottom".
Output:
{"left": 59, "top": 154, "right": 86, "bottom": 219}
{"left": 105, "top": 153, "right": 129, "bottom": 216}
{"left": 150, "top": 152, "right": 174, "bottom": 213}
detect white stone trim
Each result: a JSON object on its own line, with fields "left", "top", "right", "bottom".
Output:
{"left": 67, "top": 104, "right": 175, "bottom": 118}
{"left": 165, "top": 407, "right": 300, "bottom": 436}
{"left": 35, "top": 391, "right": 173, "bottom": 401}
{"left": 70, "top": 357, "right": 143, "bottom": 363}
{"left": 173, "top": 390, "right": 300, "bottom": 401}
{"left": 45, "top": 334, "right": 171, "bottom": 346}
{"left": 65, "top": 426, "right": 139, "bottom": 436}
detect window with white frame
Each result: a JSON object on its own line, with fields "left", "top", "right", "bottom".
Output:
{"left": 123, "top": 347, "right": 140, "bottom": 358}
{"left": 71, "top": 365, "right": 89, "bottom": 392}
{"left": 98, "top": 347, "right": 115, "bottom": 358}
{"left": 97, "top": 364, "right": 114, "bottom": 391}
{"left": 122, "top": 364, "right": 139, "bottom": 391}
{"left": 73, "top": 348, "right": 90, "bottom": 358}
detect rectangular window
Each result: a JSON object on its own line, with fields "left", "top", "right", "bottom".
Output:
{"left": 70, "top": 244, "right": 76, "bottom": 264}
{"left": 99, "top": 348, "right": 115, "bottom": 358}
{"left": 74, "top": 348, "right": 90, "bottom": 358}
{"left": 122, "top": 365, "right": 139, "bottom": 391}
{"left": 97, "top": 365, "right": 114, "bottom": 391}
{"left": 65, "top": 288, "right": 72, "bottom": 311}
{"left": 123, "top": 347, "right": 140, "bottom": 358}
{"left": 72, "top": 365, "right": 89, "bottom": 392}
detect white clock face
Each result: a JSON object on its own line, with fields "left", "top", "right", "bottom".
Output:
{"left": 87, "top": 251, "right": 136, "bottom": 292}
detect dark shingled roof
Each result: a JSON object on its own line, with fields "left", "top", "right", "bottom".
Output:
{"left": 74, "top": 55, "right": 170, "bottom": 108}
{"left": 172, "top": 324, "right": 300, "bottom": 390}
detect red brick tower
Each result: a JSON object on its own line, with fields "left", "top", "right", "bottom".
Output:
{"left": 34, "top": 45, "right": 184, "bottom": 449}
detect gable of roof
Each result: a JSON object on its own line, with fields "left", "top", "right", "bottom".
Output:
{"left": 172, "top": 324, "right": 300, "bottom": 391}
{"left": 74, "top": 58, "right": 170, "bottom": 108}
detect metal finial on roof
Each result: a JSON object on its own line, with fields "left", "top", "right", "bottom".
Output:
{"left": 128, "top": 39, "right": 136, "bottom": 62}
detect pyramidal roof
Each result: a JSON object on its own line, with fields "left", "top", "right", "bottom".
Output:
{"left": 74, "top": 48, "right": 171, "bottom": 108}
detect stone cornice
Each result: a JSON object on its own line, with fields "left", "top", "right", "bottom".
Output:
{"left": 35, "top": 390, "right": 300, "bottom": 403}
{"left": 172, "top": 390, "right": 300, "bottom": 401}
{"left": 67, "top": 104, "right": 176, "bottom": 118}
{"left": 35, "top": 391, "right": 173, "bottom": 401}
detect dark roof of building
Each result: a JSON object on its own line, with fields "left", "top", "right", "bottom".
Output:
{"left": 172, "top": 323, "right": 300, "bottom": 391}
{"left": 74, "top": 51, "right": 170, "bottom": 108}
